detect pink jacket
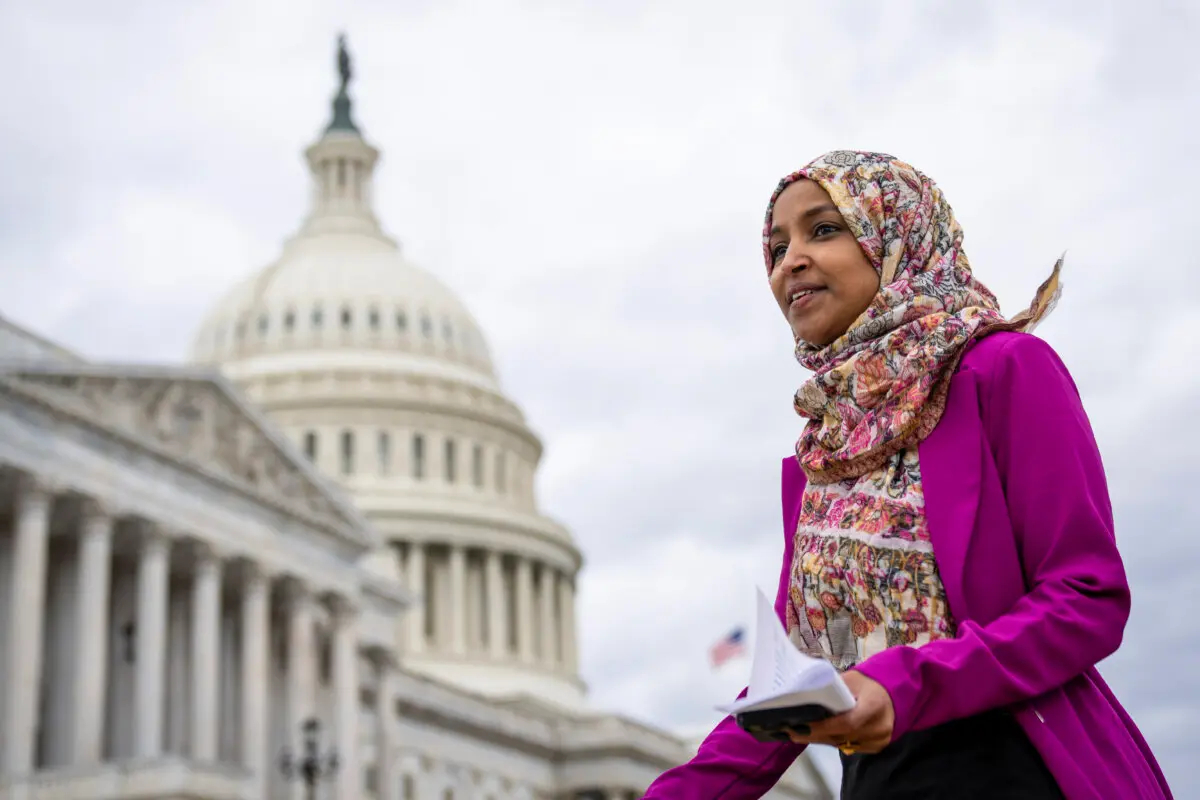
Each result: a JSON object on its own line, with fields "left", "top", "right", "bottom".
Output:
{"left": 643, "top": 333, "right": 1171, "bottom": 800}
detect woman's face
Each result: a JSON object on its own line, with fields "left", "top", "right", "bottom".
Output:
{"left": 767, "top": 179, "right": 880, "bottom": 347}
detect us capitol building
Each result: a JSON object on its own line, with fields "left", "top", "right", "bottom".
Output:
{"left": 0, "top": 39, "right": 830, "bottom": 800}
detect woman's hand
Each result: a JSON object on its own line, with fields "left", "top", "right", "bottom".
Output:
{"left": 787, "top": 671, "right": 896, "bottom": 754}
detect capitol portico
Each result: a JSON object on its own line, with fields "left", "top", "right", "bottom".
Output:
{"left": 0, "top": 37, "right": 831, "bottom": 800}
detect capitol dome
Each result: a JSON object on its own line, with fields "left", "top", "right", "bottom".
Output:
{"left": 190, "top": 45, "right": 584, "bottom": 707}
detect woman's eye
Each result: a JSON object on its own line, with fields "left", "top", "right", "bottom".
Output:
{"left": 770, "top": 243, "right": 789, "bottom": 264}
{"left": 814, "top": 222, "right": 839, "bottom": 237}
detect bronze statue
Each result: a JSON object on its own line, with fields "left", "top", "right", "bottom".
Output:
{"left": 337, "top": 33, "right": 352, "bottom": 93}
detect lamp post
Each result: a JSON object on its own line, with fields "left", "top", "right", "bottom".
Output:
{"left": 280, "top": 717, "right": 339, "bottom": 800}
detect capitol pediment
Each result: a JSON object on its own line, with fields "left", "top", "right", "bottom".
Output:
{"left": 0, "top": 363, "right": 372, "bottom": 545}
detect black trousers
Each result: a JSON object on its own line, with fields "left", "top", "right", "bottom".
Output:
{"left": 840, "top": 710, "right": 1064, "bottom": 799}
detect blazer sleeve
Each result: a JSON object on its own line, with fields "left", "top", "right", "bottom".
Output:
{"left": 641, "top": 461, "right": 807, "bottom": 799}
{"left": 854, "top": 333, "right": 1132, "bottom": 740}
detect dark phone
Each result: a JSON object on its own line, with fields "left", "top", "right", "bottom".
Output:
{"left": 735, "top": 704, "right": 834, "bottom": 742}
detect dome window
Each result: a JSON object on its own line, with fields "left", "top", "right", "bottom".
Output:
{"left": 495, "top": 452, "right": 507, "bottom": 493}
{"left": 341, "top": 306, "right": 353, "bottom": 330}
{"left": 412, "top": 434, "right": 426, "bottom": 479}
{"left": 312, "top": 306, "right": 324, "bottom": 328}
{"left": 472, "top": 444, "right": 484, "bottom": 488}
{"left": 377, "top": 430, "right": 391, "bottom": 475}
{"left": 284, "top": 310, "right": 296, "bottom": 332}
{"left": 395, "top": 311, "right": 408, "bottom": 332}
{"left": 443, "top": 320, "right": 454, "bottom": 345}
{"left": 258, "top": 314, "right": 269, "bottom": 336}
{"left": 421, "top": 315, "right": 433, "bottom": 338}
{"left": 340, "top": 429, "right": 355, "bottom": 475}
{"left": 444, "top": 439, "right": 457, "bottom": 483}
{"left": 303, "top": 431, "right": 318, "bottom": 462}
{"left": 368, "top": 308, "right": 380, "bottom": 330}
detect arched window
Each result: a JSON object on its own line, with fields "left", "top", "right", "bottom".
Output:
{"left": 312, "top": 306, "right": 324, "bottom": 328}
{"left": 284, "top": 310, "right": 296, "bottom": 332}
{"left": 443, "top": 319, "right": 454, "bottom": 345}
{"left": 402, "top": 775, "right": 416, "bottom": 800}
{"left": 341, "top": 306, "right": 353, "bottom": 330}
{"left": 258, "top": 314, "right": 269, "bottom": 336}
{"left": 303, "top": 431, "right": 318, "bottom": 462}
{"left": 421, "top": 315, "right": 433, "bottom": 338}
{"left": 396, "top": 310, "right": 408, "bottom": 332}
{"left": 412, "top": 434, "right": 425, "bottom": 479}
{"left": 368, "top": 307, "right": 381, "bottom": 330}
{"left": 340, "top": 430, "right": 355, "bottom": 475}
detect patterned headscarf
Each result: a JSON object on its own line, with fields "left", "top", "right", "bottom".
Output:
{"left": 763, "top": 151, "right": 1062, "bottom": 484}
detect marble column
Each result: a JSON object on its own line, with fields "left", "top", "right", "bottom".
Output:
{"left": 2, "top": 477, "right": 52, "bottom": 774}
{"left": 448, "top": 545, "right": 466, "bottom": 655}
{"left": 285, "top": 580, "right": 315, "bottom": 800}
{"left": 240, "top": 564, "right": 269, "bottom": 798}
{"left": 515, "top": 557, "right": 534, "bottom": 664}
{"left": 558, "top": 573, "right": 578, "bottom": 674}
{"left": 485, "top": 550, "right": 507, "bottom": 659}
{"left": 375, "top": 658, "right": 396, "bottom": 800}
{"left": 332, "top": 598, "right": 360, "bottom": 800}
{"left": 190, "top": 546, "right": 222, "bottom": 761}
{"left": 538, "top": 565, "right": 556, "bottom": 665}
{"left": 405, "top": 543, "right": 426, "bottom": 655}
{"left": 71, "top": 499, "right": 113, "bottom": 765}
{"left": 134, "top": 529, "right": 170, "bottom": 759}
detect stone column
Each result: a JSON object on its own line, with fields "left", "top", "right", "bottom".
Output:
{"left": 558, "top": 573, "right": 578, "bottom": 674}
{"left": 332, "top": 597, "right": 360, "bottom": 800}
{"left": 2, "top": 477, "right": 52, "bottom": 774}
{"left": 515, "top": 556, "right": 534, "bottom": 664}
{"left": 374, "top": 657, "right": 396, "bottom": 800}
{"left": 405, "top": 542, "right": 426, "bottom": 655}
{"left": 190, "top": 546, "right": 222, "bottom": 762}
{"left": 285, "top": 580, "right": 315, "bottom": 800}
{"left": 134, "top": 529, "right": 170, "bottom": 759}
{"left": 485, "top": 550, "right": 507, "bottom": 659}
{"left": 71, "top": 499, "right": 113, "bottom": 765}
{"left": 240, "top": 564, "right": 269, "bottom": 798}
{"left": 448, "top": 545, "right": 466, "bottom": 655}
{"left": 538, "top": 565, "right": 556, "bottom": 665}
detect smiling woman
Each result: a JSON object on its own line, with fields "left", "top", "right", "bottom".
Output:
{"left": 642, "top": 151, "right": 1173, "bottom": 800}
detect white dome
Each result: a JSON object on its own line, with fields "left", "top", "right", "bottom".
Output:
{"left": 186, "top": 81, "right": 585, "bottom": 708}
{"left": 189, "top": 126, "right": 495, "bottom": 384}
{"left": 190, "top": 230, "right": 497, "bottom": 385}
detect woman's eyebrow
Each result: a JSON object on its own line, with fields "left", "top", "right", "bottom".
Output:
{"left": 770, "top": 203, "right": 840, "bottom": 238}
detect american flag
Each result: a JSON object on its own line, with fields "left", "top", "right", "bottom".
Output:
{"left": 709, "top": 626, "right": 746, "bottom": 668}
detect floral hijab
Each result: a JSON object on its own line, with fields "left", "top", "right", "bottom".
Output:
{"left": 763, "top": 151, "right": 1062, "bottom": 484}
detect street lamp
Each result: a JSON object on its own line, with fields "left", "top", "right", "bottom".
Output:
{"left": 279, "top": 717, "right": 339, "bottom": 800}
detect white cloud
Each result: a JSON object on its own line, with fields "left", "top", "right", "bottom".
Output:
{"left": 1, "top": 0, "right": 1196, "bottom": 793}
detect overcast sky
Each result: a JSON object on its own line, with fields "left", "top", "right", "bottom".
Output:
{"left": 2, "top": 0, "right": 1197, "bottom": 793}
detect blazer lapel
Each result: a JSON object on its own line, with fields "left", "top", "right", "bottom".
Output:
{"left": 918, "top": 370, "right": 984, "bottom": 623}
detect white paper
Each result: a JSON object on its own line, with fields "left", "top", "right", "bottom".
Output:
{"left": 716, "top": 587, "right": 856, "bottom": 716}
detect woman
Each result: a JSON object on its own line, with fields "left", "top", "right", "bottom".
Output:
{"left": 642, "top": 151, "right": 1171, "bottom": 799}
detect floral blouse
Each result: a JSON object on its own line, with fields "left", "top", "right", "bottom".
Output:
{"left": 785, "top": 448, "right": 956, "bottom": 671}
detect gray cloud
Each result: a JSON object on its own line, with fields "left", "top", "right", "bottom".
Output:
{"left": 1, "top": 0, "right": 1197, "bottom": 792}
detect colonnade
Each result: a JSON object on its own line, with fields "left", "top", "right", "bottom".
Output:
{"left": 400, "top": 542, "right": 577, "bottom": 671}
{"left": 0, "top": 472, "right": 362, "bottom": 800}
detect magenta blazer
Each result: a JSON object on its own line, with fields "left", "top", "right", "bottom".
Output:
{"left": 644, "top": 333, "right": 1171, "bottom": 800}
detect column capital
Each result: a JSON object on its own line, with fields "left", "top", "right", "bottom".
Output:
{"left": 80, "top": 496, "right": 117, "bottom": 525}
{"left": 327, "top": 592, "right": 360, "bottom": 621}
{"left": 280, "top": 575, "right": 313, "bottom": 606}
{"left": 129, "top": 518, "right": 172, "bottom": 549}
{"left": 14, "top": 470, "right": 60, "bottom": 499}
